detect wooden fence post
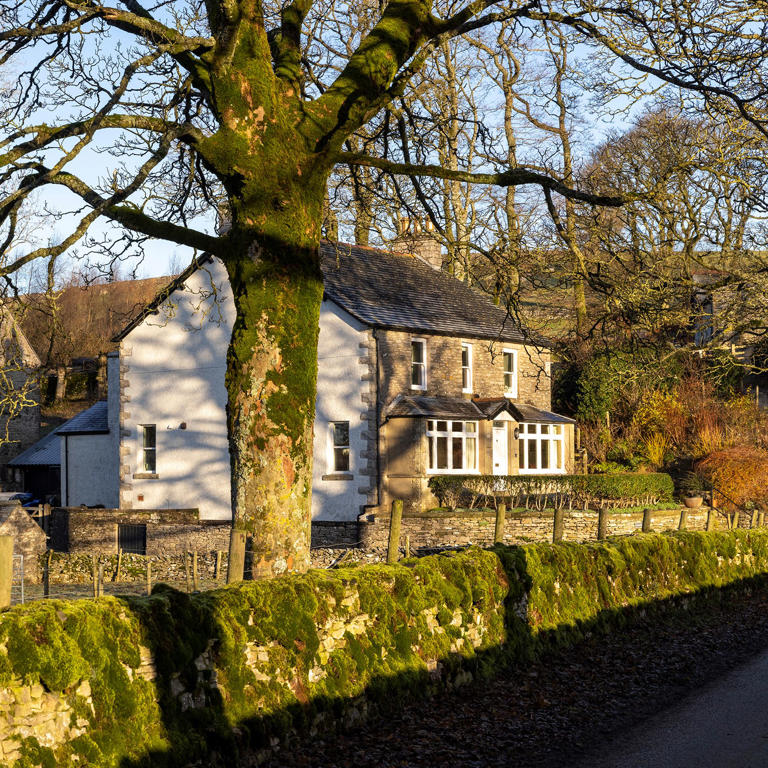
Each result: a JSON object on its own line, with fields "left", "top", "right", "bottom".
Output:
{"left": 387, "top": 500, "right": 403, "bottom": 565}
{"left": 597, "top": 505, "right": 608, "bottom": 541}
{"left": 642, "top": 508, "right": 652, "bottom": 533}
{"left": 552, "top": 508, "right": 564, "bottom": 543}
{"left": 760, "top": 512, "right": 766, "bottom": 528}
{"left": 192, "top": 550, "right": 199, "bottom": 592}
{"left": 184, "top": 552, "right": 191, "bottom": 592}
{"left": 43, "top": 550, "right": 51, "bottom": 598}
{"left": 404, "top": 535, "right": 410, "bottom": 559}
{"left": 116, "top": 548, "right": 123, "bottom": 583}
{"left": 751, "top": 511, "right": 759, "bottom": 529}
{"left": 91, "top": 555, "right": 98, "bottom": 598}
{"left": 215, "top": 550, "right": 222, "bottom": 581}
{"left": 678, "top": 509, "right": 688, "bottom": 531}
{"left": 97, "top": 561, "right": 104, "bottom": 597}
{"left": 227, "top": 530, "right": 246, "bottom": 584}
{"left": 146, "top": 560, "right": 152, "bottom": 595}
{"left": 706, "top": 508, "right": 716, "bottom": 531}
{"left": 0, "top": 537, "right": 13, "bottom": 609}
{"left": 494, "top": 503, "right": 507, "bottom": 544}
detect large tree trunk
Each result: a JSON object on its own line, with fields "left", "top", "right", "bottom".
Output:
{"left": 222, "top": 196, "right": 324, "bottom": 578}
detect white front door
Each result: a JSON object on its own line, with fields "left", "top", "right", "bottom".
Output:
{"left": 492, "top": 422, "right": 508, "bottom": 476}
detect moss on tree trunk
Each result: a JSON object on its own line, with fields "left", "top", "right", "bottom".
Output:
{"left": 223, "top": 208, "right": 323, "bottom": 577}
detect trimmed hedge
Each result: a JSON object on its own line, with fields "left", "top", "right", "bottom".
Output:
{"left": 1, "top": 530, "right": 768, "bottom": 766}
{"left": 428, "top": 472, "right": 674, "bottom": 510}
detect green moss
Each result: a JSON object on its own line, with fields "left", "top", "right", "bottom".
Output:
{"left": 3, "top": 534, "right": 768, "bottom": 765}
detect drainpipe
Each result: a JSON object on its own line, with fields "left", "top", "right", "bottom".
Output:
{"left": 64, "top": 434, "right": 69, "bottom": 506}
{"left": 372, "top": 327, "right": 382, "bottom": 511}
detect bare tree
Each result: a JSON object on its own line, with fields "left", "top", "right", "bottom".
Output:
{"left": 2, "top": 0, "right": 767, "bottom": 574}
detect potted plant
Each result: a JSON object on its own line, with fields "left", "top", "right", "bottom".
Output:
{"left": 680, "top": 471, "right": 707, "bottom": 508}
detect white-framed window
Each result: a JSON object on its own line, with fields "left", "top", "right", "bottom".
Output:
{"left": 330, "top": 421, "right": 350, "bottom": 472}
{"left": 139, "top": 424, "right": 157, "bottom": 473}
{"left": 411, "top": 338, "right": 427, "bottom": 390}
{"left": 461, "top": 343, "right": 473, "bottom": 393}
{"left": 518, "top": 422, "right": 564, "bottom": 474}
{"left": 503, "top": 348, "right": 518, "bottom": 398}
{"left": 427, "top": 420, "right": 478, "bottom": 473}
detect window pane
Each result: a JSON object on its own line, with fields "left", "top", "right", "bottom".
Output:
{"left": 555, "top": 441, "right": 562, "bottom": 469}
{"left": 466, "top": 422, "right": 476, "bottom": 433}
{"left": 526, "top": 423, "right": 536, "bottom": 433}
{"left": 503, "top": 351, "right": 512, "bottom": 373}
{"left": 493, "top": 420, "right": 505, "bottom": 429}
{"left": 462, "top": 346, "right": 469, "bottom": 366}
{"left": 143, "top": 425, "right": 156, "bottom": 449}
{"left": 334, "top": 447, "right": 350, "bottom": 472}
{"left": 519, "top": 440, "right": 525, "bottom": 469}
{"left": 143, "top": 449, "right": 156, "bottom": 473}
{"left": 452, "top": 437, "right": 463, "bottom": 469}
{"left": 411, "top": 364, "right": 423, "bottom": 387}
{"left": 528, "top": 439, "right": 537, "bottom": 468}
{"left": 541, "top": 424, "right": 549, "bottom": 434}
{"left": 437, "top": 421, "right": 448, "bottom": 432}
{"left": 462, "top": 367, "right": 469, "bottom": 390}
{"left": 466, "top": 438, "right": 476, "bottom": 470}
{"left": 412, "top": 340, "right": 423, "bottom": 363}
{"left": 553, "top": 425, "right": 562, "bottom": 435}
{"left": 541, "top": 439, "right": 550, "bottom": 469}
{"left": 437, "top": 436, "right": 448, "bottom": 468}
{"left": 428, "top": 436, "right": 434, "bottom": 469}
{"left": 451, "top": 421, "right": 462, "bottom": 431}
{"left": 428, "top": 420, "right": 435, "bottom": 432}
{"left": 332, "top": 422, "right": 349, "bottom": 446}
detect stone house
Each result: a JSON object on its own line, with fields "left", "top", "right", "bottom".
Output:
{"left": 0, "top": 308, "right": 41, "bottom": 488}
{"left": 61, "top": 239, "right": 574, "bottom": 525}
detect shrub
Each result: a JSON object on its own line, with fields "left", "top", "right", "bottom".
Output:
{"left": 428, "top": 473, "right": 674, "bottom": 510}
{"left": 697, "top": 447, "right": 768, "bottom": 511}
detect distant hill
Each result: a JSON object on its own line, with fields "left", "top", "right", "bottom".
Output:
{"left": 15, "top": 276, "right": 172, "bottom": 367}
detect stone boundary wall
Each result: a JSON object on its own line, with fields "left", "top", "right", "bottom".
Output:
{"left": 2, "top": 533, "right": 768, "bottom": 765}
{"left": 47, "top": 507, "right": 231, "bottom": 555}
{"left": 312, "top": 506, "right": 709, "bottom": 551}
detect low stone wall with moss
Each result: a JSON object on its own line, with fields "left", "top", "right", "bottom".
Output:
{"left": 357, "top": 504, "right": 708, "bottom": 550}
{"left": 2, "top": 531, "right": 768, "bottom": 766}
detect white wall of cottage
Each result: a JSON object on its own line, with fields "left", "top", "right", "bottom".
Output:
{"left": 61, "top": 431, "right": 118, "bottom": 508}
{"left": 311, "top": 301, "right": 370, "bottom": 521}
{"left": 117, "top": 258, "right": 235, "bottom": 521}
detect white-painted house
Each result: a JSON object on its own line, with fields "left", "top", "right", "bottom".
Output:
{"left": 62, "top": 241, "right": 573, "bottom": 523}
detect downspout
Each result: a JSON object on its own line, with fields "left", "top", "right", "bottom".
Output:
{"left": 64, "top": 434, "right": 69, "bottom": 507}
{"left": 372, "top": 327, "right": 382, "bottom": 511}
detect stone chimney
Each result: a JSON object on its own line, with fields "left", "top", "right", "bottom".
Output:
{"left": 391, "top": 217, "right": 444, "bottom": 270}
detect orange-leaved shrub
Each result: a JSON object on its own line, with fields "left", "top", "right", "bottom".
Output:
{"left": 696, "top": 447, "right": 768, "bottom": 511}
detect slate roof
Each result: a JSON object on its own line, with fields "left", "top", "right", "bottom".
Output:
{"left": 385, "top": 395, "right": 574, "bottom": 423}
{"left": 385, "top": 395, "right": 486, "bottom": 420}
{"left": 112, "top": 244, "right": 536, "bottom": 345}
{"left": 320, "top": 242, "right": 533, "bottom": 344}
{"left": 57, "top": 400, "right": 109, "bottom": 435}
{"left": 9, "top": 428, "right": 61, "bottom": 467}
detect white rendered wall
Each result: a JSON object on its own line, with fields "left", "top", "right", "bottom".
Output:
{"left": 311, "top": 301, "right": 369, "bottom": 521}
{"left": 62, "top": 433, "right": 119, "bottom": 508}
{"left": 120, "top": 258, "right": 235, "bottom": 521}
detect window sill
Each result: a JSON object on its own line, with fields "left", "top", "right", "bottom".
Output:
{"left": 133, "top": 473, "right": 159, "bottom": 479}
{"left": 321, "top": 473, "right": 354, "bottom": 481}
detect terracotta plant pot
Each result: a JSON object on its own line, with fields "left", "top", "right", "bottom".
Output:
{"left": 683, "top": 496, "right": 703, "bottom": 509}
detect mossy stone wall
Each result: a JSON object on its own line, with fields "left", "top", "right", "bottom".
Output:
{"left": 2, "top": 532, "right": 768, "bottom": 766}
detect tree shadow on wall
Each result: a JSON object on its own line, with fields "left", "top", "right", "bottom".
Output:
{"left": 112, "top": 543, "right": 768, "bottom": 768}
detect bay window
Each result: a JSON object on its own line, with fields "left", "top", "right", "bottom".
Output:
{"left": 518, "top": 423, "right": 564, "bottom": 473}
{"left": 427, "top": 420, "right": 478, "bottom": 473}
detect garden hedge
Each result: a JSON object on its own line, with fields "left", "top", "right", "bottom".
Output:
{"left": 428, "top": 472, "right": 675, "bottom": 510}
{"left": 2, "top": 530, "right": 767, "bottom": 766}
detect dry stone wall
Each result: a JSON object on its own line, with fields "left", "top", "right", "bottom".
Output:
{"left": 1, "top": 534, "right": 768, "bottom": 765}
